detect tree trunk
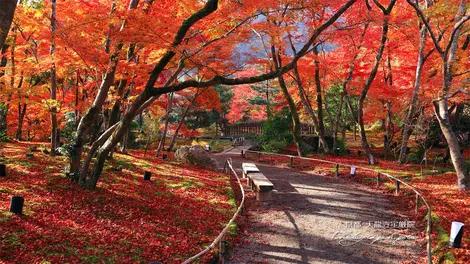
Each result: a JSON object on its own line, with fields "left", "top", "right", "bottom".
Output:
{"left": 50, "top": 0, "right": 58, "bottom": 154}
{"left": 435, "top": 99, "right": 469, "bottom": 190}
{"left": 156, "top": 92, "right": 173, "bottom": 157}
{"left": 399, "top": 23, "right": 428, "bottom": 163}
{"left": 69, "top": 42, "right": 123, "bottom": 176}
{"left": 432, "top": 0, "right": 469, "bottom": 190}
{"left": 89, "top": 94, "right": 150, "bottom": 188}
{"left": 384, "top": 100, "right": 393, "bottom": 157}
{"left": 167, "top": 106, "right": 190, "bottom": 151}
{"left": 278, "top": 74, "right": 303, "bottom": 157}
{"left": 357, "top": 0, "right": 395, "bottom": 164}
{"left": 167, "top": 91, "right": 199, "bottom": 151}
{"left": 313, "top": 48, "right": 330, "bottom": 153}
{"left": 75, "top": 71, "right": 80, "bottom": 127}
{"left": 86, "top": 56, "right": 185, "bottom": 188}
{"left": 79, "top": 122, "right": 119, "bottom": 184}
{"left": 292, "top": 64, "right": 328, "bottom": 153}
{"left": 0, "top": 103, "right": 7, "bottom": 138}
{"left": 332, "top": 94, "right": 344, "bottom": 150}
{"left": 0, "top": 44, "right": 9, "bottom": 138}
{"left": 69, "top": 0, "right": 141, "bottom": 176}
{"left": 15, "top": 103, "right": 26, "bottom": 140}
{"left": 0, "top": 0, "right": 17, "bottom": 51}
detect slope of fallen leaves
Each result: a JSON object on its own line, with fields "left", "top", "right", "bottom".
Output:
{"left": 245, "top": 149, "right": 470, "bottom": 263}
{"left": 0, "top": 142, "right": 236, "bottom": 263}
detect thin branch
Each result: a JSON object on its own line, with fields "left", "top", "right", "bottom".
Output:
{"left": 406, "top": 0, "right": 444, "bottom": 55}
{"left": 432, "top": 88, "right": 470, "bottom": 103}
{"left": 151, "top": 0, "right": 358, "bottom": 95}
{"left": 453, "top": 69, "right": 470, "bottom": 77}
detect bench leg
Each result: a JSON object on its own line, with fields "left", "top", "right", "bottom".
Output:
{"left": 256, "top": 190, "right": 272, "bottom": 201}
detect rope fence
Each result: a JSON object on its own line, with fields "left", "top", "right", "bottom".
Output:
{"left": 243, "top": 150, "right": 433, "bottom": 264}
{"left": 182, "top": 158, "right": 245, "bottom": 263}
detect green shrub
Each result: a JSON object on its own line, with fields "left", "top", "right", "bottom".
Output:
{"left": 336, "top": 139, "right": 347, "bottom": 153}
{"left": 0, "top": 130, "right": 9, "bottom": 142}
{"left": 61, "top": 112, "right": 77, "bottom": 143}
{"left": 416, "top": 146, "right": 425, "bottom": 161}
{"left": 258, "top": 114, "right": 292, "bottom": 144}
{"left": 262, "top": 140, "right": 288, "bottom": 153}
{"left": 300, "top": 141, "right": 315, "bottom": 155}
{"left": 257, "top": 114, "right": 293, "bottom": 153}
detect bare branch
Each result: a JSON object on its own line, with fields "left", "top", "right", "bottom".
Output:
{"left": 432, "top": 88, "right": 470, "bottom": 103}
{"left": 453, "top": 69, "right": 470, "bottom": 77}
{"left": 444, "top": 14, "right": 470, "bottom": 57}
{"left": 151, "top": 0, "right": 358, "bottom": 95}
{"left": 406, "top": 0, "right": 444, "bottom": 55}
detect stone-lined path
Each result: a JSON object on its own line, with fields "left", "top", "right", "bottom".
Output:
{"left": 213, "top": 148, "right": 423, "bottom": 264}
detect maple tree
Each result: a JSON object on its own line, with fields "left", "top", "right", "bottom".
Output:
{"left": 73, "top": 0, "right": 357, "bottom": 188}
{"left": 2, "top": 0, "right": 470, "bottom": 263}
{"left": 405, "top": 0, "right": 470, "bottom": 190}
{"left": 0, "top": 0, "right": 468, "bottom": 192}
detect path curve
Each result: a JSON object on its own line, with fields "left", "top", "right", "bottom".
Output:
{"left": 213, "top": 147, "right": 423, "bottom": 264}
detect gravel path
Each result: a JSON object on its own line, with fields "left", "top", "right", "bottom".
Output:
{"left": 213, "top": 148, "right": 423, "bottom": 264}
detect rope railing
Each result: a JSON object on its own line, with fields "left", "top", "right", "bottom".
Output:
{"left": 243, "top": 150, "right": 433, "bottom": 264}
{"left": 182, "top": 158, "right": 245, "bottom": 263}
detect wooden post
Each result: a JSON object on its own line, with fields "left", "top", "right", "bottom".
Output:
{"left": 0, "top": 164, "right": 6, "bottom": 177}
{"left": 219, "top": 237, "right": 226, "bottom": 263}
{"left": 426, "top": 210, "right": 432, "bottom": 264}
{"left": 289, "top": 156, "right": 294, "bottom": 168}
{"left": 144, "top": 171, "right": 151, "bottom": 181}
{"left": 335, "top": 164, "right": 339, "bottom": 177}
{"left": 9, "top": 196, "right": 24, "bottom": 215}
{"left": 258, "top": 152, "right": 261, "bottom": 161}
{"left": 395, "top": 180, "right": 400, "bottom": 195}
{"left": 241, "top": 150, "right": 244, "bottom": 158}
{"left": 376, "top": 172, "right": 381, "bottom": 187}
{"left": 415, "top": 193, "right": 419, "bottom": 214}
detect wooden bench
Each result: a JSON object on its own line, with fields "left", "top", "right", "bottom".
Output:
{"left": 242, "top": 163, "right": 259, "bottom": 178}
{"left": 242, "top": 163, "right": 274, "bottom": 201}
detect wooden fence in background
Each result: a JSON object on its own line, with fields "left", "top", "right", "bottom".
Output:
{"left": 224, "top": 120, "right": 315, "bottom": 136}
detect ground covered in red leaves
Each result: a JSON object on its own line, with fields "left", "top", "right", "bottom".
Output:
{"left": 0, "top": 142, "right": 236, "bottom": 263}
{"left": 245, "top": 149, "right": 470, "bottom": 264}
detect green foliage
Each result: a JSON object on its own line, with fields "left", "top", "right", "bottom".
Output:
{"left": 416, "top": 146, "right": 425, "bottom": 161}
{"left": 325, "top": 84, "right": 358, "bottom": 131}
{"left": 257, "top": 114, "right": 292, "bottom": 153}
{"left": 214, "top": 85, "right": 234, "bottom": 115}
{"left": 262, "top": 140, "right": 288, "bottom": 153}
{"left": 0, "top": 130, "right": 9, "bottom": 142}
{"left": 60, "top": 112, "right": 77, "bottom": 143}
{"left": 336, "top": 139, "right": 347, "bottom": 153}
{"left": 57, "top": 142, "right": 75, "bottom": 158}
{"left": 127, "top": 120, "right": 140, "bottom": 149}
{"left": 258, "top": 114, "right": 292, "bottom": 143}
{"left": 300, "top": 141, "right": 315, "bottom": 155}
{"left": 248, "top": 96, "right": 268, "bottom": 105}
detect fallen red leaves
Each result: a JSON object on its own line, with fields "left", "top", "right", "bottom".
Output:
{"left": 0, "top": 142, "right": 235, "bottom": 263}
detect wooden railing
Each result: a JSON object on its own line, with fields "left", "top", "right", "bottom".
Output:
{"left": 243, "top": 150, "right": 433, "bottom": 264}
{"left": 182, "top": 158, "right": 245, "bottom": 263}
{"left": 224, "top": 120, "right": 316, "bottom": 136}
